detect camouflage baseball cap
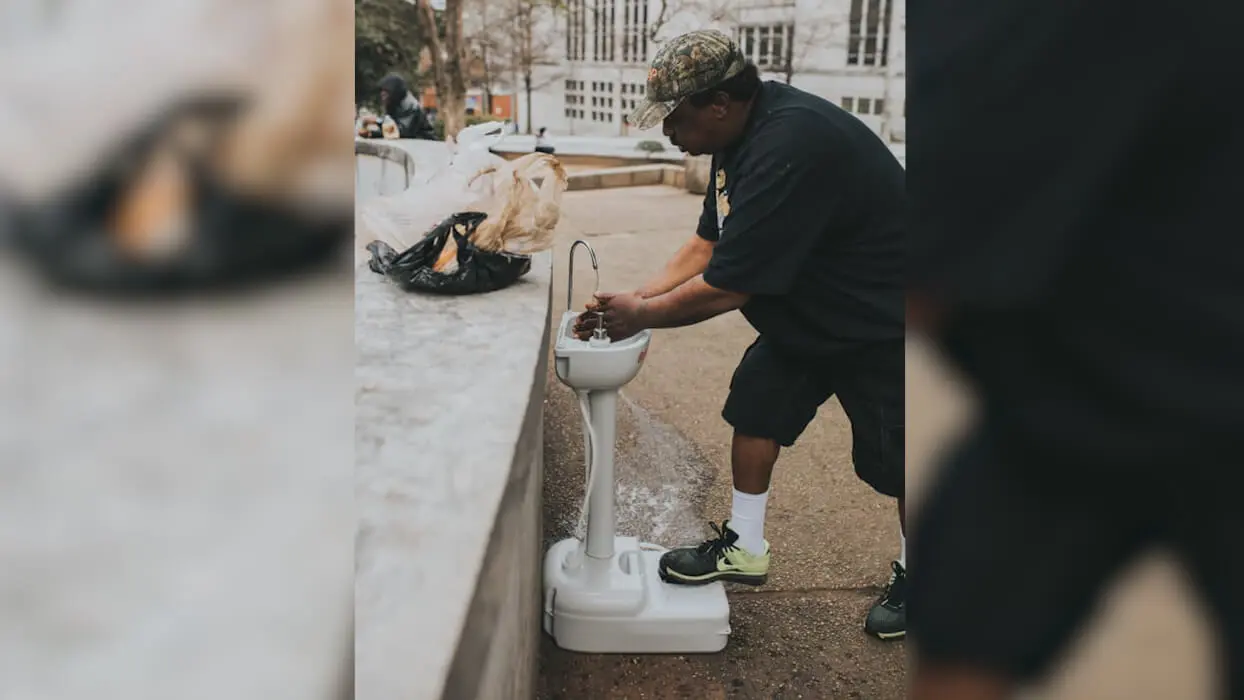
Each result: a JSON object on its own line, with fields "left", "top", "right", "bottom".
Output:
{"left": 627, "top": 29, "right": 747, "bottom": 131}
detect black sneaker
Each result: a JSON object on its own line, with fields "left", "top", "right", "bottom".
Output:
{"left": 657, "top": 521, "right": 770, "bottom": 586}
{"left": 864, "top": 561, "right": 906, "bottom": 640}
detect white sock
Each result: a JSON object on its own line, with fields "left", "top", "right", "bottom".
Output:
{"left": 729, "top": 489, "right": 769, "bottom": 555}
{"left": 898, "top": 533, "right": 907, "bottom": 570}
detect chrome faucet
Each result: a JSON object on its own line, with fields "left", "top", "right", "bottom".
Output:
{"left": 568, "top": 239, "right": 607, "bottom": 339}
{"left": 568, "top": 239, "right": 600, "bottom": 312}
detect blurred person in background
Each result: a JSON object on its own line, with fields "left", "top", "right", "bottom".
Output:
{"left": 356, "top": 106, "right": 381, "bottom": 138}
{"left": 534, "top": 127, "right": 554, "bottom": 154}
{"left": 906, "top": 0, "right": 1244, "bottom": 698}
{"left": 360, "top": 74, "right": 436, "bottom": 141}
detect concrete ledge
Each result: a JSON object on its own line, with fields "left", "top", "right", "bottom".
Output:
{"left": 490, "top": 135, "right": 684, "bottom": 165}
{"left": 566, "top": 164, "right": 687, "bottom": 192}
{"left": 492, "top": 150, "right": 684, "bottom": 170}
{"left": 355, "top": 138, "right": 551, "bottom": 700}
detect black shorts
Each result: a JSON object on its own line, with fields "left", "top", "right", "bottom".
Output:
{"left": 721, "top": 336, "right": 904, "bottom": 498}
{"left": 909, "top": 427, "right": 1244, "bottom": 690}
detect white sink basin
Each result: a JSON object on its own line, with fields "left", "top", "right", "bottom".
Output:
{"left": 554, "top": 310, "right": 652, "bottom": 391}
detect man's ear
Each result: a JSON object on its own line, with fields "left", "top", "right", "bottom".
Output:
{"left": 711, "top": 92, "right": 731, "bottom": 119}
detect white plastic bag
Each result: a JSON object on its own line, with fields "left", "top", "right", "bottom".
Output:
{"left": 355, "top": 126, "right": 569, "bottom": 271}
{"left": 472, "top": 152, "right": 568, "bottom": 255}
{"left": 357, "top": 122, "right": 509, "bottom": 254}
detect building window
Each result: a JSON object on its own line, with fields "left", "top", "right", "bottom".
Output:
{"left": 608, "top": 0, "right": 616, "bottom": 61}
{"left": 566, "top": 81, "right": 586, "bottom": 119}
{"left": 737, "top": 24, "right": 793, "bottom": 69}
{"left": 620, "top": 0, "right": 648, "bottom": 63}
{"left": 589, "top": 0, "right": 620, "bottom": 62}
{"left": 840, "top": 96, "right": 884, "bottom": 116}
{"left": 848, "top": 0, "right": 891, "bottom": 67}
{"left": 566, "top": 0, "right": 588, "bottom": 61}
{"left": 641, "top": 0, "right": 649, "bottom": 61}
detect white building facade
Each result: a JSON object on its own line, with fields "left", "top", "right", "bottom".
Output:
{"left": 517, "top": 0, "right": 905, "bottom": 142}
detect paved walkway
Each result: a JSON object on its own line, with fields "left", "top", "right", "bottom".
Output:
{"left": 539, "top": 186, "right": 906, "bottom": 699}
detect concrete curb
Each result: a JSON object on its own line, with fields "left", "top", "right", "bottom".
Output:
{"left": 566, "top": 164, "right": 686, "bottom": 192}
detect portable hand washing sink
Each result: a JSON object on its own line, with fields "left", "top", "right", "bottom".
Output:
{"left": 542, "top": 240, "right": 731, "bottom": 655}
{"left": 554, "top": 311, "right": 650, "bottom": 391}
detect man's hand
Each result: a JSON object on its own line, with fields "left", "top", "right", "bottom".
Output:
{"left": 573, "top": 292, "right": 640, "bottom": 339}
{"left": 572, "top": 291, "right": 647, "bottom": 340}
{"left": 572, "top": 305, "right": 602, "bottom": 339}
{"left": 594, "top": 291, "right": 648, "bottom": 341}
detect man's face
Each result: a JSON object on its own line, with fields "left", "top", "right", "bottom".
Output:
{"left": 662, "top": 96, "right": 730, "bottom": 156}
{"left": 379, "top": 89, "right": 390, "bottom": 109}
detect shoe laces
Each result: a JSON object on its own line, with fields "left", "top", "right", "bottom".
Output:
{"left": 695, "top": 521, "right": 739, "bottom": 560}
{"left": 878, "top": 560, "right": 906, "bottom": 610}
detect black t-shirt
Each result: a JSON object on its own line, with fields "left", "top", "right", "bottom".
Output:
{"left": 696, "top": 81, "right": 905, "bottom": 358}
{"left": 908, "top": 0, "right": 1244, "bottom": 465}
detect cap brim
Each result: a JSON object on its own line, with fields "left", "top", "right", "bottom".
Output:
{"left": 628, "top": 97, "right": 681, "bottom": 131}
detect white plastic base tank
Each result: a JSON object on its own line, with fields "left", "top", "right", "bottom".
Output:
{"left": 543, "top": 536, "right": 731, "bottom": 654}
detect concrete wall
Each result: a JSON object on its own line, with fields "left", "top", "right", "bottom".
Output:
{"left": 354, "top": 139, "right": 551, "bottom": 700}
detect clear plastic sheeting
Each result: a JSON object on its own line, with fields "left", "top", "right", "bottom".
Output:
{"left": 0, "top": 3, "right": 355, "bottom": 700}
{"left": 0, "top": 0, "right": 352, "bottom": 213}
{"left": 358, "top": 125, "right": 568, "bottom": 296}
{"left": 0, "top": 0, "right": 354, "bottom": 293}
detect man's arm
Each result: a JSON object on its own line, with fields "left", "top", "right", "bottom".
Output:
{"left": 635, "top": 234, "right": 715, "bottom": 299}
{"left": 638, "top": 275, "right": 748, "bottom": 329}
{"left": 582, "top": 226, "right": 715, "bottom": 319}
{"left": 628, "top": 165, "right": 719, "bottom": 302}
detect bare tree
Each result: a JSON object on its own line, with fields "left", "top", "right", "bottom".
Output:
{"left": 780, "top": 12, "right": 841, "bottom": 85}
{"left": 514, "top": 0, "right": 566, "bottom": 134}
{"left": 645, "top": 0, "right": 733, "bottom": 43}
{"left": 410, "top": 0, "right": 468, "bottom": 139}
{"left": 460, "top": 0, "right": 565, "bottom": 134}
{"left": 464, "top": 0, "right": 518, "bottom": 117}
{"left": 466, "top": 0, "right": 496, "bottom": 114}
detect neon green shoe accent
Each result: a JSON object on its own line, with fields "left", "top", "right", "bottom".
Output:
{"left": 658, "top": 521, "right": 771, "bottom": 586}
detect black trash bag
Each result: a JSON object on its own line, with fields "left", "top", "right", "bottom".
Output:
{"left": 5, "top": 95, "right": 349, "bottom": 296}
{"left": 366, "top": 211, "right": 532, "bottom": 295}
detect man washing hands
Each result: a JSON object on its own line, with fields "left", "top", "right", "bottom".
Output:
{"left": 573, "top": 278, "right": 749, "bottom": 342}
{"left": 571, "top": 29, "right": 907, "bottom": 641}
